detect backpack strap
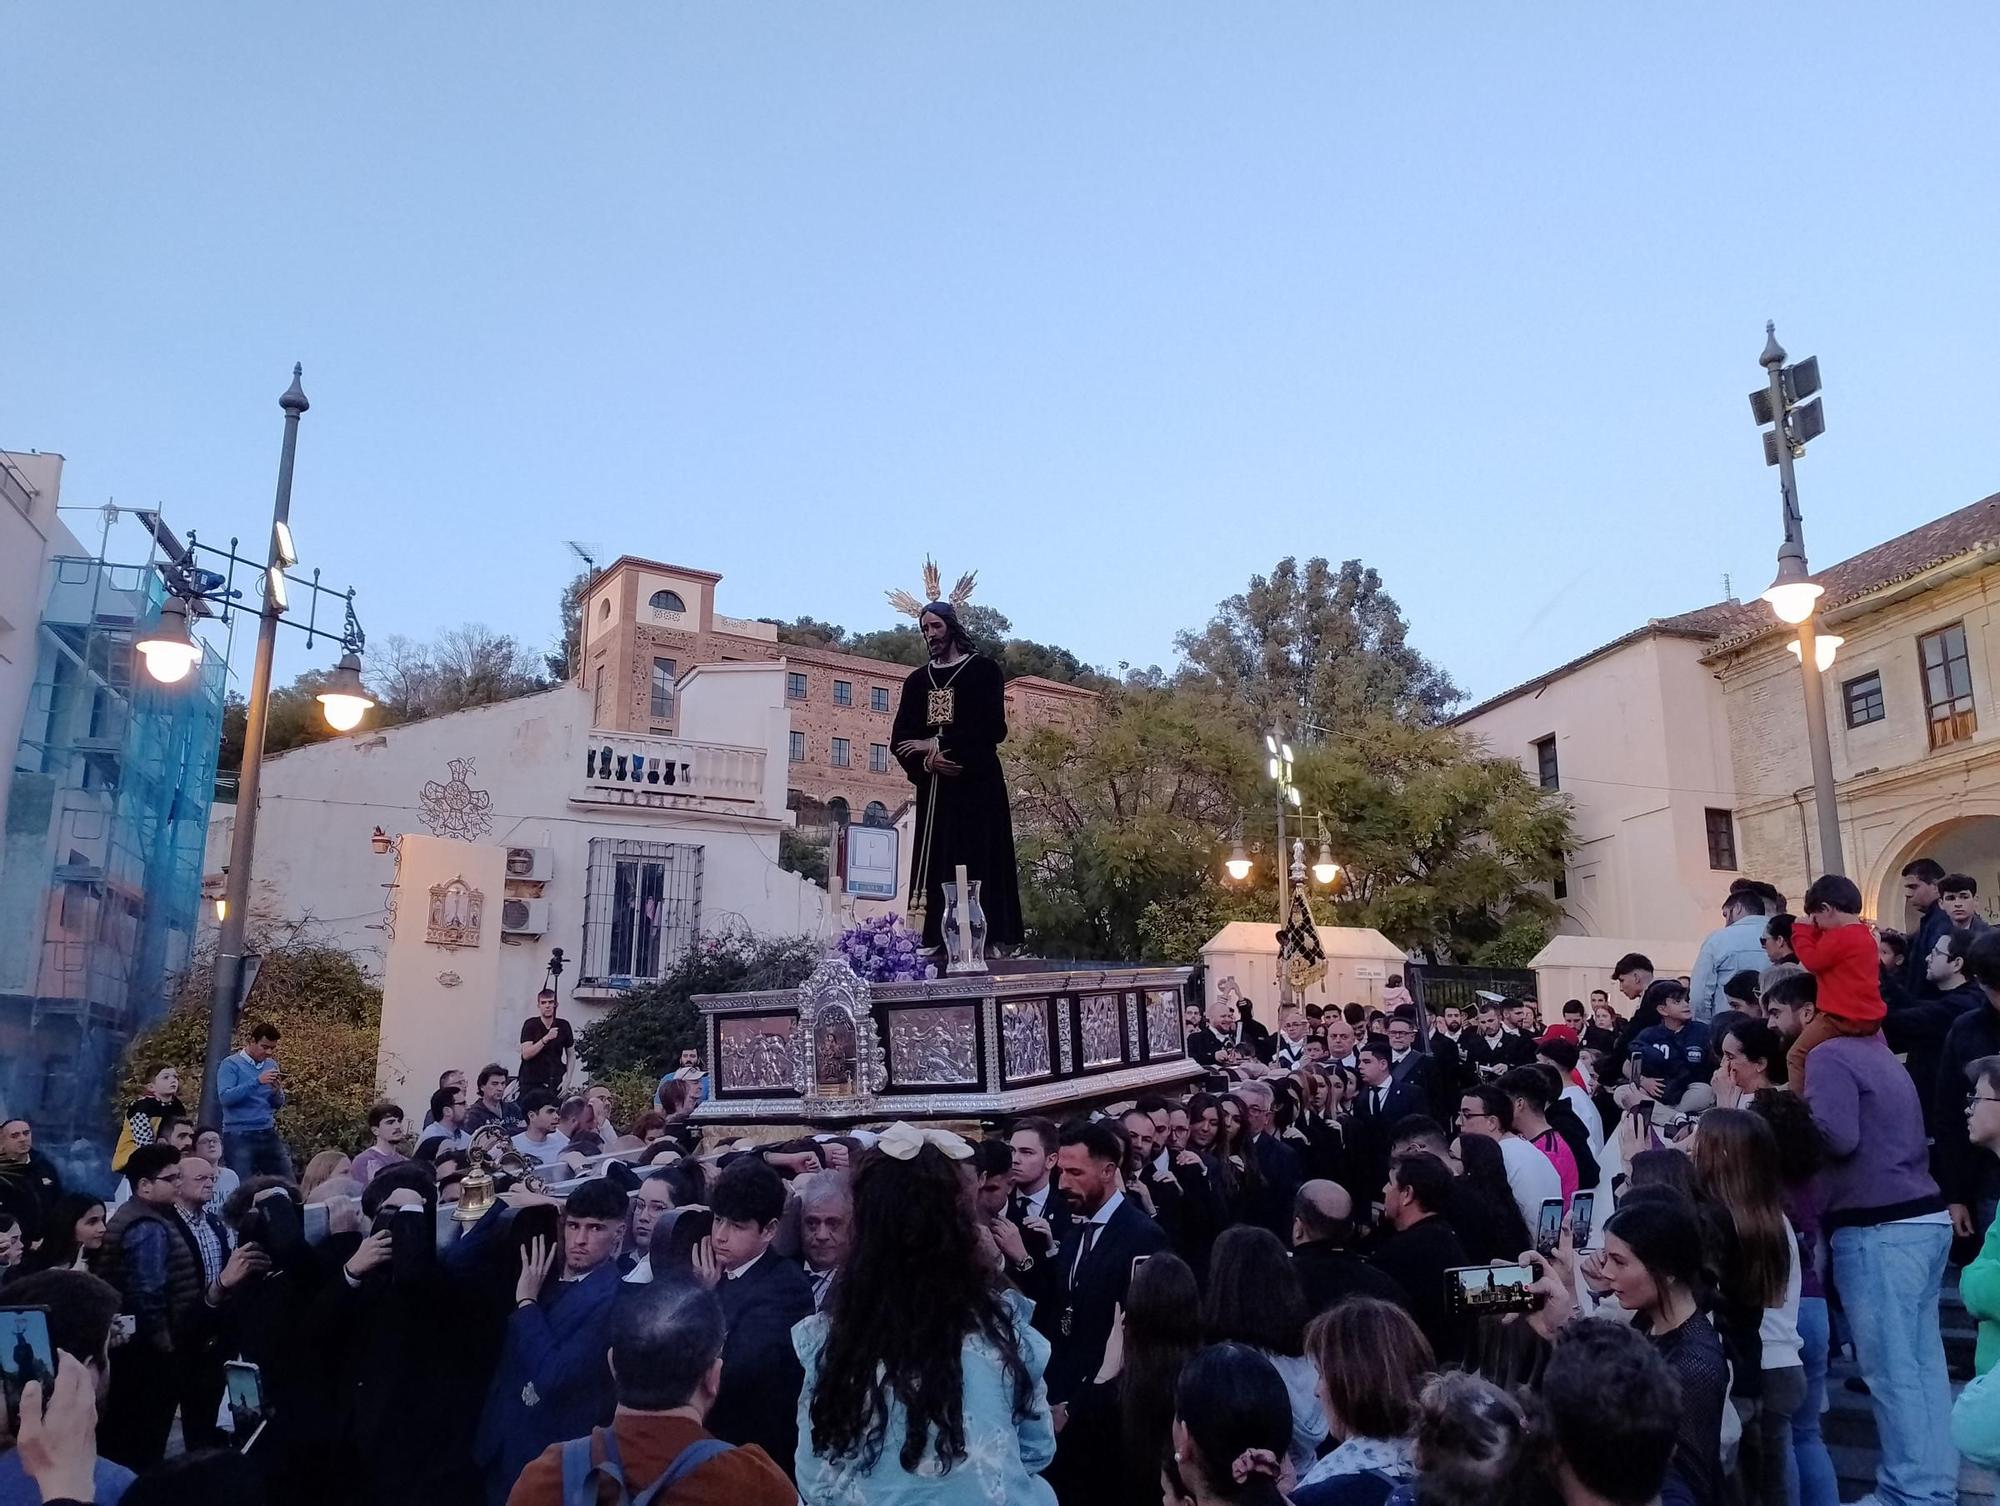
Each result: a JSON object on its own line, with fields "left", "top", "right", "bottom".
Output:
{"left": 631, "top": 1436, "right": 734, "bottom": 1506}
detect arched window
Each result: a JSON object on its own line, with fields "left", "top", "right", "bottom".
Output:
{"left": 649, "top": 589, "right": 686, "bottom": 613}
{"left": 826, "top": 797, "right": 851, "bottom": 827}
{"left": 863, "top": 801, "right": 890, "bottom": 827}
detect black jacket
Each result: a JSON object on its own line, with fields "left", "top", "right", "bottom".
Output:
{"left": 711, "top": 1251, "right": 815, "bottom": 1477}
{"left": 1935, "top": 998, "right": 2000, "bottom": 1206}
{"left": 0, "top": 1152, "right": 63, "bottom": 1246}
{"left": 1187, "top": 1026, "right": 1225, "bottom": 1068}
{"left": 1346, "top": 1076, "right": 1430, "bottom": 1207}
{"left": 1364, "top": 1214, "right": 1470, "bottom": 1363}
{"left": 1291, "top": 1241, "right": 1412, "bottom": 1317}
{"left": 1884, "top": 976, "right": 1983, "bottom": 1138}
{"left": 1243, "top": 1133, "right": 1305, "bottom": 1244}
{"left": 1462, "top": 1030, "right": 1535, "bottom": 1082}
{"left": 1043, "top": 1197, "right": 1169, "bottom": 1403}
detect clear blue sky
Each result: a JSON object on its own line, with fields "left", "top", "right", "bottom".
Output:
{"left": 5, "top": 5, "right": 1997, "bottom": 703}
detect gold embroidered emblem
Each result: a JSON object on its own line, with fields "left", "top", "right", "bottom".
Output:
{"left": 927, "top": 687, "right": 955, "bottom": 726}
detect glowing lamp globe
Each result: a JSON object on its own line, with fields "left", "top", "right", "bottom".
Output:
{"left": 137, "top": 599, "right": 201, "bottom": 684}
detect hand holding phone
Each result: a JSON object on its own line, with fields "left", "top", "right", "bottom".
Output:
{"left": 15, "top": 1353, "right": 95, "bottom": 1502}
{"left": 1568, "top": 1191, "right": 1596, "bottom": 1251}
{"left": 1535, "top": 1198, "right": 1564, "bottom": 1258}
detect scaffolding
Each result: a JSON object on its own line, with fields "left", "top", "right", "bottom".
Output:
{"left": 0, "top": 554, "right": 223, "bottom": 1177}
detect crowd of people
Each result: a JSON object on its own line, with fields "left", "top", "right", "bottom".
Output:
{"left": 1, "top": 861, "right": 1999, "bottom": 1504}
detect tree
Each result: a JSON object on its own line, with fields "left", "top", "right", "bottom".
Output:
{"left": 575, "top": 931, "right": 822, "bottom": 1079}
{"left": 1176, "top": 557, "right": 1463, "bottom": 734}
{"left": 1297, "top": 718, "right": 1571, "bottom": 965}
{"left": 122, "top": 922, "right": 386, "bottom": 1162}
{"left": 218, "top": 669, "right": 345, "bottom": 770}
{"left": 1010, "top": 683, "right": 1257, "bottom": 960}
{"left": 364, "top": 623, "right": 547, "bottom": 722}
{"left": 845, "top": 624, "right": 928, "bottom": 667}
{"left": 545, "top": 569, "right": 592, "bottom": 680}
{"left": 761, "top": 615, "right": 850, "bottom": 650}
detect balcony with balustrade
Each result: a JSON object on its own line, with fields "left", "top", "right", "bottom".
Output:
{"left": 571, "top": 730, "right": 769, "bottom": 818}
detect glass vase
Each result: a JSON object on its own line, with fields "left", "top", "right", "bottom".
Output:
{"left": 942, "top": 879, "right": 989, "bottom": 975}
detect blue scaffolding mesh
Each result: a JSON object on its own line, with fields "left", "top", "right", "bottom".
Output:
{"left": 1, "top": 557, "right": 223, "bottom": 1190}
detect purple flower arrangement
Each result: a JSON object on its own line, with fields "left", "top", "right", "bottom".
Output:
{"left": 833, "top": 913, "right": 936, "bottom": 984}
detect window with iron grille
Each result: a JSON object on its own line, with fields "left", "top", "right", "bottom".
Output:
{"left": 581, "top": 838, "right": 703, "bottom": 984}
{"left": 1705, "top": 808, "right": 1737, "bottom": 871}
{"left": 833, "top": 680, "right": 852, "bottom": 706}
{"left": 650, "top": 658, "right": 677, "bottom": 720}
{"left": 871, "top": 687, "right": 891, "bottom": 713}
{"left": 831, "top": 738, "right": 850, "bottom": 768}
{"left": 1533, "top": 735, "right": 1559, "bottom": 790}
{"left": 789, "top": 731, "right": 805, "bottom": 763}
{"left": 1843, "top": 671, "right": 1884, "bottom": 729}
{"left": 787, "top": 672, "right": 808, "bottom": 700}
{"left": 1920, "top": 624, "right": 1977, "bottom": 750}
{"left": 870, "top": 743, "right": 889, "bottom": 773}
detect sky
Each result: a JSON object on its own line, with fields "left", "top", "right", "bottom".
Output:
{"left": 5, "top": 6, "right": 1998, "bottom": 705}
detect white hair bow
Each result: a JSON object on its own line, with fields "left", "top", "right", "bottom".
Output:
{"left": 877, "top": 1121, "right": 973, "bottom": 1162}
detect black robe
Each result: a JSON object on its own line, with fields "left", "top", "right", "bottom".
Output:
{"left": 891, "top": 652, "right": 1024, "bottom": 950}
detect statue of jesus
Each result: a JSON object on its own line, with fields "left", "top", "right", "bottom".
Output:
{"left": 889, "top": 597, "right": 1024, "bottom": 956}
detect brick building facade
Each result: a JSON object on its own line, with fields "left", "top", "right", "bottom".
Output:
{"left": 579, "top": 555, "right": 1098, "bottom": 822}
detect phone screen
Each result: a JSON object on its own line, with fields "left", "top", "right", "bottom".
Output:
{"left": 225, "top": 1359, "right": 267, "bottom": 1448}
{"left": 0, "top": 1306, "right": 54, "bottom": 1434}
{"left": 1535, "top": 1198, "right": 1564, "bottom": 1257}
{"left": 1570, "top": 1191, "right": 1596, "bottom": 1250}
{"left": 1445, "top": 1263, "right": 1540, "bottom": 1316}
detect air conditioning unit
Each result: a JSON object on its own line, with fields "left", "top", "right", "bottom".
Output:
{"left": 504, "top": 847, "right": 554, "bottom": 881}
{"left": 501, "top": 898, "right": 550, "bottom": 935}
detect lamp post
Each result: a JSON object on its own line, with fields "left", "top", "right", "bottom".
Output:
{"left": 137, "top": 366, "right": 377, "bottom": 1108}
{"left": 1750, "top": 323, "right": 1843, "bottom": 874}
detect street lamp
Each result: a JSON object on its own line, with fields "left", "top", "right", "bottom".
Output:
{"left": 1311, "top": 815, "right": 1340, "bottom": 886}
{"left": 1749, "top": 323, "right": 1843, "bottom": 873}
{"left": 1224, "top": 824, "right": 1252, "bottom": 882}
{"left": 143, "top": 366, "right": 378, "bottom": 1107}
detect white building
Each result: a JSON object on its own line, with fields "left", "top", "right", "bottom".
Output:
{"left": 1452, "top": 604, "right": 1746, "bottom": 947}
{"left": 0, "top": 451, "right": 79, "bottom": 820}
{"left": 207, "top": 659, "right": 905, "bottom": 1101}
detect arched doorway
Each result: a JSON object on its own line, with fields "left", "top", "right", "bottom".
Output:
{"left": 1873, "top": 814, "right": 2000, "bottom": 931}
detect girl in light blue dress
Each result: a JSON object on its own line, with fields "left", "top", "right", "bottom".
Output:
{"left": 793, "top": 1122, "right": 1056, "bottom": 1506}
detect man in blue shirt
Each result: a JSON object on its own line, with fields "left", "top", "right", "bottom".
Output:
{"left": 217, "top": 1022, "right": 291, "bottom": 1181}
{"left": 1690, "top": 880, "right": 1782, "bottom": 1023}
{"left": 0, "top": 1268, "right": 135, "bottom": 1505}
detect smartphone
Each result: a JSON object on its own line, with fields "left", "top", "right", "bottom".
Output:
{"left": 1131, "top": 1254, "right": 1150, "bottom": 1278}
{"left": 302, "top": 1203, "right": 330, "bottom": 1245}
{"left": 1535, "top": 1198, "right": 1564, "bottom": 1258}
{"left": 1442, "top": 1263, "right": 1543, "bottom": 1319}
{"left": 1570, "top": 1191, "right": 1596, "bottom": 1250}
{"left": 0, "top": 1306, "right": 54, "bottom": 1434}
{"left": 224, "top": 1359, "right": 268, "bottom": 1450}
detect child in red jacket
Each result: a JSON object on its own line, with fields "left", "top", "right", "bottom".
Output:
{"left": 1788, "top": 872, "right": 1885, "bottom": 1092}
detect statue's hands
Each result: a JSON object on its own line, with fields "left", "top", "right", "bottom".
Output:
{"left": 924, "top": 751, "right": 963, "bottom": 776}
{"left": 894, "top": 737, "right": 938, "bottom": 759}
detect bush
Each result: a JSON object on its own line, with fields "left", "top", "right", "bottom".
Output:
{"left": 576, "top": 930, "right": 822, "bottom": 1078}
{"left": 122, "top": 924, "right": 386, "bottom": 1164}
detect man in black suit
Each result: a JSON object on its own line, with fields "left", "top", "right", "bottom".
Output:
{"left": 1290, "top": 1179, "right": 1412, "bottom": 1316}
{"left": 1346, "top": 1039, "right": 1430, "bottom": 1207}
{"left": 1385, "top": 1010, "right": 1448, "bottom": 1121}
{"left": 701, "top": 1159, "right": 815, "bottom": 1478}
{"left": 1363, "top": 1152, "right": 1471, "bottom": 1363}
{"left": 1427, "top": 1005, "right": 1472, "bottom": 1096}
{"left": 1002, "top": 1116, "right": 1074, "bottom": 1328}
{"left": 1233, "top": 1079, "right": 1304, "bottom": 1243}
{"left": 1043, "top": 1118, "right": 1168, "bottom": 1403}
{"left": 1461, "top": 998, "right": 1536, "bottom": 1082}
{"left": 1184, "top": 1001, "right": 1223, "bottom": 1067}
{"left": 1121, "top": 1107, "right": 1223, "bottom": 1275}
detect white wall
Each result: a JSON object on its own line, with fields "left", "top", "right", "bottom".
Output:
{"left": 0, "top": 452, "right": 73, "bottom": 819}
{"left": 206, "top": 674, "right": 861, "bottom": 1089}
{"left": 1457, "top": 633, "right": 1740, "bottom": 946}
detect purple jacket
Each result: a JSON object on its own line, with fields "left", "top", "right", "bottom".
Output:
{"left": 1803, "top": 1032, "right": 1944, "bottom": 1230}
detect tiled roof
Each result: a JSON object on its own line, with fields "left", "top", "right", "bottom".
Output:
{"left": 1705, "top": 488, "right": 2000, "bottom": 653}
{"left": 1455, "top": 488, "right": 2000, "bottom": 720}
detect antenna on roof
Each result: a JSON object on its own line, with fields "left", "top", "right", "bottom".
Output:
{"left": 1723, "top": 572, "right": 1733, "bottom": 600}
{"left": 565, "top": 541, "right": 602, "bottom": 578}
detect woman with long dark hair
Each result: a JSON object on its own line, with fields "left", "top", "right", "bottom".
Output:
{"left": 1163, "top": 1344, "right": 1295, "bottom": 1506}
{"left": 1590, "top": 1195, "right": 1727, "bottom": 1506}
{"left": 796, "top": 1127, "right": 1053, "bottom": 1504}
{"left": 15, "top": 1194, "right": 107, "bottom": 1275}
{"left": 1048, "top": 1252, "right": 1201, "bottom": 1506}
{"left": 1218, "top": 1094, "right": 1264, "bottom": 1216}
{"left": 1203, "top": 1226, "right": 1326, "bottom": 1475}
{"left": 1447, "top": 1133, "right": 1531, "bottom": 1264}
{"left": 1747, "top": 1087, "right": 1837, "bottom": 1506}
{"left": 1692, "top": 1108, "right": 1806, "bottom": 1506}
